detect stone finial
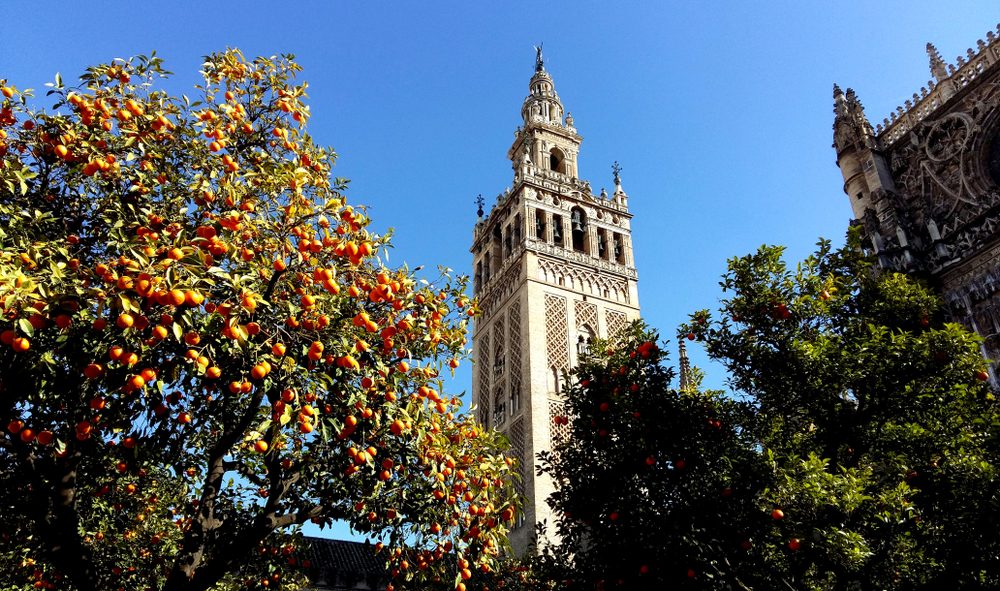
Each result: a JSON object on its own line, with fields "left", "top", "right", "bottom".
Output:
{"left": 927, "top": 42, "right": 949, "bottom": 82}
{"left": 834, "top": 83, "right": 847, "bottom": 115}
{"left": 678, "top": 341, "right": 693, "bottom": 391}
{"left": 475, "top": 194, "right": 484, "bottom": 219}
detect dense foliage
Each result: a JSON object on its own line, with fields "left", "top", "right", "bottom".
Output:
{"left": 523, "top": 234, "right": 1000, "bottom": 590}
{"left": 0, "top": 51, "right": 518, "bottom": 591}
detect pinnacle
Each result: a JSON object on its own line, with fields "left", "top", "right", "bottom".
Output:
{"left": 833, "top": 83, "right": 844, "bottom": 98}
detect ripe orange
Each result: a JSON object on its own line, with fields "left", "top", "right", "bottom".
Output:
{"left": 206, "top": 366, "right": 221, "bottom": 379}
{"left": 12, "top": 337, "right": 30, "bottom": 352}
{"left": 177, "top": 413, "right": 191, "bottom": 424}
{"left": 116, "top": 313, "right": 134, "bottom": 329}
{"left": 84, "top": 363, "right": 104, "bottom": 379}
{"left": 37, "top": 431, "right": 53, "bottom": 446}
{"left": 8, "top": 420, "right": 24, "bottom": 434}
{"left": 20, "top": 428, "right": 36, "bottom": 443}
{"left": 772, "top": 509, "right": 785, "bottom": 520}
{"left": 185, "top": 291, "right": 205, "bottom": 307}
{"left": 0, "top": 330, "right": 13, "bottom": 345}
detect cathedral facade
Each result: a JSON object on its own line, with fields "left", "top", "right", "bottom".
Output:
{"left": 833, "top": 24, "right": 1000, "bottom": 381}
{"left": 470, "top": 51, "right": 641, "bottom": 556}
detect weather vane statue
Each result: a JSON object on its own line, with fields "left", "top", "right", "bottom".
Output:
{"left": 475, "top": 194, "right": 484, "bottom": 218}
{"left": 612, "top": 161, "right": 623, "bottom": 185}
{"left": 534, "top": 42, "right": 544, "bottom": 72}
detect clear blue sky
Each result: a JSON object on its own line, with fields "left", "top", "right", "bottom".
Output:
{"left": 3, "top": 0, "right": 997, "bottom": 540}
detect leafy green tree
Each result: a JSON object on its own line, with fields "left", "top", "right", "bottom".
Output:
{"left": 518, "top": 232, "right": 999, "bottom": 591}
{"left": 679, "top": 233, "right": 1000, "bottom": 590}
{"left": 0, "top": 50, "right": 517, "bottom": 591}
{"left": 511, "top": 322, "right": 766, "bottom": 590}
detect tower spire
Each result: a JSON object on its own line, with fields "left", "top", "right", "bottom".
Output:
{"left": 927, "top": 42, "right": 949, "bottom": 82}
{"left": 534, "top": 43, "right": 544, "bottom": 72}
{"left": 678, "top": 341, "right": 693, "bottom": 391}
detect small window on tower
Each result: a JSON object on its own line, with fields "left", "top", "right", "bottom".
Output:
{"left": 856, "top": 193, "right": 864, "bottom": 200}
{"left": 536, "top": 210, "right": 546, "bottom": 240}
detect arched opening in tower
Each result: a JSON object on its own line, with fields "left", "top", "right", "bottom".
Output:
{"left": 550, "top": 147, "right": 567, "bottom": 175}
{"left": 571, "top": 207, "right": 587, "bottom": 253}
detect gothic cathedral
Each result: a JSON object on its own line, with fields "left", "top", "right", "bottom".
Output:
{"left": 833, "top": 24, "right": 1000, "bottom": 383}
{"left": 470, "top": 51, "right": 641, "bottom": 555}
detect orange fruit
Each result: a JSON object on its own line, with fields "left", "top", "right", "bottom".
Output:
{"left": 12, "top": 337, "right": 30, "bottom": 352}
{"left": 185, "top": 291, "right": 205, "bottom": 307}
{"left": 254, "top": 440, "right": 268, "bottom": 453}
{"left": 116, "top": 313, "right": 134, "bottom": 329}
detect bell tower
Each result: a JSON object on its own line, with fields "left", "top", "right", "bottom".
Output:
{"left": 470, "top": 48, "right": 641, "bottom": 555}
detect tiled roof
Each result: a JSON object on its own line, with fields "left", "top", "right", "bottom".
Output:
{"left": 306, "top": 537, "right": 386, "bottom": 575}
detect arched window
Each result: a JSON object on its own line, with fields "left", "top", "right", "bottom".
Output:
{"left": 548, "top": 367, "right": 560, "bottom": 394}
{"left": 535, "top": 210, "right": 546, "bottom": 240}
{"left": 550, "top": 147, "right": 567, "bottom": 174}
{"left": 510, "top": 382, "right": 521, "bottom": 416}
{"left": 571, "top": 207, "right": 587, "bottom": 253}
{"left": 493, "top": 385, "right": 507, "bottom": 428}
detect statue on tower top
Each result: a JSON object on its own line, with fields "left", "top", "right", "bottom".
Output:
{"left": 534, "top": 43, "right": 544, "bottom": 72}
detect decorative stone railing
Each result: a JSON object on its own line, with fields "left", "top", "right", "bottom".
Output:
{"left": 877, "top": 25, "right": 1000, "bottom": 147}
{"left": 526, "top": 237, "right": 638, "bottom": 280}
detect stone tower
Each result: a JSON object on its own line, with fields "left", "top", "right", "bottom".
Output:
{"left": 833, "top": 25, "right": 1000, "bottom": 382}
{"left": 470, "top": 50, "right": 641, "bottom": 555}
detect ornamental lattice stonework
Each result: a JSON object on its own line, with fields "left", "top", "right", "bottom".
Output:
{"left": 478, "top": 334, "right": 490, "bottom": 428}
{"left": 510, "top": 416, "right": 526, "bottom": 497}
{"left": 545, "top": 294, "right": 569, "bottom": 370}
{"left": 574, "top": 300, "right": 598, "bottom": 334}
{"left": 508, "top": 302, "right": 522, "bottom": 417}
{"left": 548, "top": 400, "right": 570, "bottom": 450}
{"left": 493, "top": 315, "right": 506, "bottom": 377}
{"left": 605, "top": 309, "right": 627, "bottom": 338}
{"left": 832, "top": 27, "right": 1000, "bottom": 380}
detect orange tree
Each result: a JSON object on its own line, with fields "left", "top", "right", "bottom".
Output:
{"left": 517, "top": 234, "right": 1000, "bottom": 591}
{"left": 513, "top": 322, "right": 766, "bottom": 591}
{"left": 0, "top": 50, "right": 518, "bottom": 591}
